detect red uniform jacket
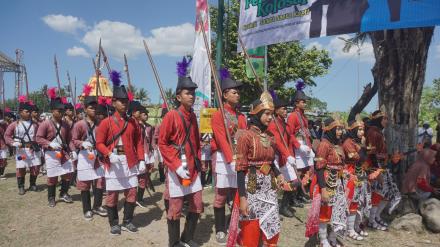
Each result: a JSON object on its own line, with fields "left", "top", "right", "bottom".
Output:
{"left": 96, "top": 112, "right": 144, "bottom": 169}
{"left": 211, "top": 104, "right": 247, "bottom": 164}
{"left": 140, "top": 122, "right": 154, "bottom": 156}
{"left": 267, "top": 116, "right": 293, "bottom": 167}
{"left": 5, "top": 121, "right": 39, "bottom": 146}
{"left": 70, "top": 120, "right": 96, "bottom": 150}
{"left": 36, "top": 119, "right": 72, "bottom": 163}
{"left": 158, "top": 106, "right": 201, "bottom": 181}
{"left": 287, "top": 108, "right": 311, "bottom": 149}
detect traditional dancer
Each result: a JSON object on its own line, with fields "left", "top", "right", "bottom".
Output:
{"left": 306, "top": 116, "right": 346, "bottom": 247}
{"left": 342, "top": 116, "right": 369, "bottom": 240}
{"left": 71, "top": 88, "right": 107, "bottom": 220}
{"left": 158, "top": 58, "right": 203, "bottom": 247}
{"left": 366, "top": 110, "right": 399, "bottom": 231}
{"left": 235, "top": 91, "right": 285, "bottom": 246}
{"left": 96, "top": 71, "right": 145, "bottom": 235}
{"left": 211, "top": 68, "right": 246, "bottom": 244}
{"left": 36, "top": 89, "right": 75, "bottom": 207}
{"left": 5, "top": 96, "right": 41, "bottom": 194}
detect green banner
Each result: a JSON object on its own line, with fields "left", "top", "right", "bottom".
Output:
{"left": 246, "top": 46, "right": 265, "bottom": 79}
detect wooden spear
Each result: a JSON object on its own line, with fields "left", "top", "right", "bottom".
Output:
{"left": 142, "top": 40, "right": 171, "bottom": 112}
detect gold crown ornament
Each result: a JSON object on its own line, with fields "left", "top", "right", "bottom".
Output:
{"left": 346, "top": 114, "right": 365, "bottom": 130}
{"left": 250, "top": 91, "right": 275, "bottom": 115}
{"left": 370, "top": 105, "right": 387, "bottom": 120}
{"left": 323, "top": 113, "right": 344, "bottom": 132}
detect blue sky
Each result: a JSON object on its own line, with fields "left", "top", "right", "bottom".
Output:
{"left": 1, "top": 0, "right": 440, "bottom": 112}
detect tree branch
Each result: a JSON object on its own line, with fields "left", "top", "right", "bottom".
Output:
{"left": 348, "top": 81, "right": 378, "bottom": 122}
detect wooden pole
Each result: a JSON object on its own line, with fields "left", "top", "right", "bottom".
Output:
{"left": 197, "top": 15, "right": 234, "bottom": 150}
{"left": 142, "top": 40, "right": 171, "bottom": 112}
{"left": 123, "top": 54, "right": 133, "bottom": 92}
{"left": 54, "top": 55, "right": 62, "bottom": 92}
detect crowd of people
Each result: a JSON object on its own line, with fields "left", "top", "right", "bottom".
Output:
{"left": 0, "top": 59, "right": 439, "bottom": 247}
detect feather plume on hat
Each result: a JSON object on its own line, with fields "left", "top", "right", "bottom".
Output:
{"left": 109, "top": 70, "right": 122, "bottom": 87}
{"left": 176, "top": 56, "right": 192, "bottom": 77}
{"left": 47, "top": 87, "right": 57, "bottom": 99}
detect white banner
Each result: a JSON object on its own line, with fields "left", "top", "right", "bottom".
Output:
{"left": 190, "top": 0, "right": 211, "bottom": 122}
{"left": 238, "top": 0, "right": 316, "bottom": 50}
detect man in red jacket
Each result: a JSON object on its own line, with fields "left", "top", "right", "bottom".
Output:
{"left": 5, "top": 97, "right": 41, "bottom": 194}
{"left": 36, "top": 91, "right": 75, "bottom": 207}
{"left": 159, "top": 58, "right": 203, "bottom": 247}
{"left": 96, "top": 71, "right": 145, "bottom": 235}
{"left": 287, "top": 80, "right": 314, "bottom": 206}
{"left": 211, "top": 68, "right": 246, "bottom": 244}
{"left": 268, "top": 97, "right": 299, "bottom": 218}
{"left": 71, "top": 95, "right": 107, "bottom": 221}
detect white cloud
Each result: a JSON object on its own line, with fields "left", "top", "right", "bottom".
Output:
{"left": 81, "top": 21, "right": 195, "bottom": 60}
{"left": 66, "top": 46, "right": 90, "bottom": 58}
{"left": 327, "top": 34, "right": 374, "bottom": 63}
{"left": 42, "top": 14, "right": 88, "bottom": 34}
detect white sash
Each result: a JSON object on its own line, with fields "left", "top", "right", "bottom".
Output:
{"left": 45, "top": 151, "right": 74, "bottom": 177}
{"left": 215, "top": 152, "right": 237, "bottom": 188}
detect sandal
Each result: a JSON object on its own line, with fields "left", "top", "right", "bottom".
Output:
{"left": 348, "top": 231, "right": 364, "bottom": 241}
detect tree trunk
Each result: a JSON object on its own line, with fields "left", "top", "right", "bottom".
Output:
{"left": 369, "top": 27, "right": 434, "bottom": 188}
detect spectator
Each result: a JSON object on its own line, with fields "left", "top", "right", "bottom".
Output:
{"left": 418, "top": 121, "right": 433, "bottom": 148}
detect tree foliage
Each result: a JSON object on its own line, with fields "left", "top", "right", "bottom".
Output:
{"left": 209, "top": 0, "right": 332, "bottom": 105}
{"left": 419, "top": 78, "right": 440, "bottom": 127}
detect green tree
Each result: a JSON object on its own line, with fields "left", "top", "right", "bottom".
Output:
{"left": 210, "top": 0, "right": 332, "bottom": 105}
{"left": 136, "top": 88, "right": 150, "bottom": 105}
{"left": 419, "top": 78, "right": 440, "bottom": 127}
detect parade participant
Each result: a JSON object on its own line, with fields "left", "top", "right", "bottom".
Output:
{"left": 30, "top": 104, "right": 46, "bottom": 175}
{"left": 96, "top": 71, "right": 145, "bottom": 235}
{"left": 71, "top": 86, "right": 107, "bottom": 221}
{"left": 75, "top": 103, "right": 85, "bottom": 121}
{"left": 158, "top": 58, "right": 203, "bottom": 247}
{"left": 154, "top": 104, "right": 168, "bottom": 183}
{"left": 402, "top": 148, "right": 439, "bottom": 206}
{"left": 5, "top": 96, "right": 41, "bottom": 194}
{"left": 287, "top": 80, "right": 314, "bottom": 206}
{"left": 210, "top": 68, "right": 246, "bottom": 244}
{"left": 64, "top": 102, "right": 76, "bottom": 129}
{"left": 36, "top": 89, "right": 75, "bottom": 207}
{"left": 0, "top": 109, "right": 9, "bottom": 180}
{"left": 366, "top": 110, "right": 400, "bottom": 230}
{"left": 306, "top": 116, "right": 346, "bottom": 247}
{"left": 268, "top": 95, "right": 299, "bottom": 218}
{"left": 131, "top": 101, "right": 156, "bottom": 207}
{"left": 96, "top": 97, "right": 112, "bottom": 122}
{"left": 235, "top": 91, "right": 286, "bottom": 247}
{"left": 200, "top": 133, "right": 212, "bottom": 187}
{"left": 342, "top": 116, "right": 368, "bottom": 241}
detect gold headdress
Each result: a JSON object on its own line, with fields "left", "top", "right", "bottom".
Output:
{"left": 370, "top": 105, "right": 386, "bottom": 120}
{"left": 249, "top": 91, "right": 274, "bottom": 115}
{"left": 346, "top": 114, "right": 365, "bottom": 130}
{"left": 323, "top": 113, "right": 344, "bottom": 132}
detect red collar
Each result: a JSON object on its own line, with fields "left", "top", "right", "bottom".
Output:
{"left": 224, "top": 103, "right": 238, "bottom": 115}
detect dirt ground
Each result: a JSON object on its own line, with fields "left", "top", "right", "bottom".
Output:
{"left": 1, "top": 161, "right": 439, "bottom": 247}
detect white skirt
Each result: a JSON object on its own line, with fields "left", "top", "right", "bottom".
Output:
{"left": 45, "top": 151, "right": 74, "bottom": 177}
{"left": 294, "top": 141, "right": 315, "bottom": 169}
{"left": 154, "top": 148, "right": 163, "bottom": 163}
{"left": 215, "top": 152, "right": 237, "bottom": 188}
{"left": 15, "top": 148, "right": 41, "bottom": 169}
{"left": 77, "top": 150, "right": 104, "bottom": 181}
{"left": 168, "top": 170, "right": 202, "bottom": 198}
{"left": 0, "top": 148, "right": 8, "bottom": 159}
{"left": 104, "top": 155, "right": 139, "bottom": 191}
{"left": 274, "top": 155, "right": 298, "bottom": 182}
